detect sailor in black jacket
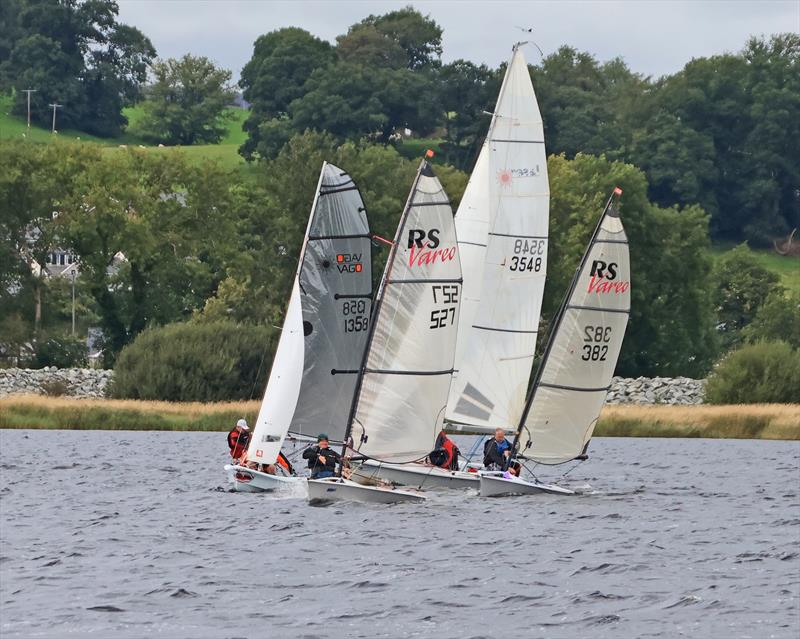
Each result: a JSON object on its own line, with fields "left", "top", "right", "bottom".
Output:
{"left": 483, "top": 428, "right": 513, "bottom": 470}
{"left": 303, "top": 434, "right": 341, "bottom": 479}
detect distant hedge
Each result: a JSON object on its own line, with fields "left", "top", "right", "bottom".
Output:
{"left": 705, "top": 341, "right": 800, "bottom": 404}
{"left": 112, "top": 321, "right": 276, "bottom": 401}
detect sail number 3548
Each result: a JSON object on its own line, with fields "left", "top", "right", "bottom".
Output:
{"left": 509, "top": 238, "right": 545, "bottom": 272}
{"left": 582, "top": 325, "right": 611, "bottom": 361}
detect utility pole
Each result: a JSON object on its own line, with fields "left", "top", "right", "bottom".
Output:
{"left": 48, "top": 102, "right": 62, "bottom": 133}
{"left": 22, "top": 89, "right": 36, "bottom": 128}
{"left": 71, "top": 269, "right": 76, "bottom": 336}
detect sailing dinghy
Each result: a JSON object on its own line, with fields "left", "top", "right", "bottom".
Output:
{"left": 355, "top": 44, "right": 549, "bottom": 490}
{"left": 226, "top": 162, "right": 373, "bottom": 492}
{"left": 480, "top": 189, "right": 631, "bottom": 497}
{"left": 307, "top": 158, "right": 462, "bottom": 504}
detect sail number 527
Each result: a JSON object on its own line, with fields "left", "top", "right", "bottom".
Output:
{"left": 582, "top": 325, "right": 611, "bottom": 361}
{"left": 509, "top": 238, "right": 545, "bottom": 272}
{"left": 430, "top": 285, "right": 458, "bottom": 329}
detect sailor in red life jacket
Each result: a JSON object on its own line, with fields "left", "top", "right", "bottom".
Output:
{"left": 428, "top": 430, "right": 460, "bottom": 470}
{"left": 227, "top": 418, "right": 250, "bottom": 463}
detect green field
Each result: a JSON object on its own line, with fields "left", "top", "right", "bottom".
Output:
{"left": 0, "top": 94, "right": 248, "bottom": 168}
{"left": 710, "top": 242, "right": 800, "bottom": 296}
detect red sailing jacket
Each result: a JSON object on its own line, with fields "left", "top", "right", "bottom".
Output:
{"left": 227, "top": 428, "right": 249, "bottom": 460}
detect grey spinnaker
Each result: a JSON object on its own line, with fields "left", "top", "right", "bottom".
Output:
{"left": 288, "top": 163, "right": 373, "bottom": 442}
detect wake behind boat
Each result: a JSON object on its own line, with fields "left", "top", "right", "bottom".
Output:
{"left": 226, "top": 162, "right": 373, "bottom": 493}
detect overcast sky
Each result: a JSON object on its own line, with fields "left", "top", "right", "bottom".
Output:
{"left": 117, "top": 0, "right": 799, "bottom": 81}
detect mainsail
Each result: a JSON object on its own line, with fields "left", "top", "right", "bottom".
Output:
{"left": 247, "top": 163, "right": 372, "bottom": 464}
{"left": 446, "top": 44, "right": 549, "bottom": 433}
{"left": 346, "top": 159, "right": 462, "bottom": 462}
{"left": 515, "top": 190, "right": 630, "bottom": 464}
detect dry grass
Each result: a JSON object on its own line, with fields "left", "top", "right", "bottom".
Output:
{"left": 1, "top": 396, "right": 798, "bottom": 439}
{"left": 597, "top": 404, "right": 800, "bottom": 440}
{"left": 0, "top": 395, "right": 260, "bottom": 431}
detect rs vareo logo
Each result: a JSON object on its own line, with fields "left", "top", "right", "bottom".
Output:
{"left": 407, "top": 229, "right": 456, "bottom": 268}
{"left": 587, "top": 259, "right": 630, "bottom": 294}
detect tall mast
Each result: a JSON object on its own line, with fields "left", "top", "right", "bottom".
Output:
{"left": 337, "top": 159, "right": 429, "bottom": 476}
{"left": 511, "top": 188, "right": 623, "bottom": 455}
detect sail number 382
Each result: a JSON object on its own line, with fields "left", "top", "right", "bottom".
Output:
{"left": 509, "top": 238, "right": 545, "bottom": 272}
{"left": 582, "top": 325, "right": 611, "bottom": 361}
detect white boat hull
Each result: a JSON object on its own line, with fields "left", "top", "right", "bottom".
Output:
{"left": 307, "top": 477, "right": 426, "bottom": 504}
{"left": 224, "top": 464, "right": 301, "bottom": 493}
{"left": 479, "top": 472, "right": 575, "bottom": 497}
{"left": 353, "top": 460, "right": 479, "bottom": 490}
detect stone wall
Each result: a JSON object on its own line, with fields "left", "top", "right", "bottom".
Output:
{"left": 0, "top": 367, "right": 113, "bottom": 399}
{"left": 605, "top": 376, "right": 706, "bottom": 405}
{"left": 0, "top": 368, "right": 707, "bottom": 404}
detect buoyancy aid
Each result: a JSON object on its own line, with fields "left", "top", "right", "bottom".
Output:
{"left": 276, "top": 452, "right": 293, "bottom": 474}
{"left": 431, "top": 431, "right": 459, "bottom": 470}
{"left": 227, "top": 428, "right": 249, "bottom": 459}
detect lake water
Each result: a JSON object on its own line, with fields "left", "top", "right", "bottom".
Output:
{"left": 0, "top": 430, "right": 798, "bottom": 639}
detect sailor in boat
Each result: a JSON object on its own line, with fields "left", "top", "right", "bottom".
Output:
{"left": 427, "top": 430, "right": 461, "bottom": 470}
{"left": 483, "top": 428, "right": 513, "bottom": 471}
{"left": 302, "top": 434, "right": 341, "bottom": 479}
{"left": 227, "top": 418, "right": 250, "bottom": 463}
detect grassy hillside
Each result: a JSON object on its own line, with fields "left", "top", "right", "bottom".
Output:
{"left": 710, "top": 243, "right": 800, "bottom": 296}
{"left": 0, "top": 94, "right": 247, "bottom": 168}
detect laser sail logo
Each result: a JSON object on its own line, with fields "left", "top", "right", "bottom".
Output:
{"left": 407, "top": 228, "right": 456, "bottom": 268}
{"left": 587, "top": 259, "right": 630, "bottom": 294}
{"left": 336, "top": 253, "right": 363, "bottom": 273}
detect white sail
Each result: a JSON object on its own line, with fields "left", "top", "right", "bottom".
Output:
{"left": 518, "top": 196, "right": 630, "bottom": 464}
{"left": 353, "top": 160, "right": 462, "bottom": 461}
{"left": 446, "top": 45, "right": 549, "bottom": 433}
{"left": 247, "top": 281, "right": 305, "bottom": 465}
{"left": 247, "top": 163, "right": 372, "bottom": 464}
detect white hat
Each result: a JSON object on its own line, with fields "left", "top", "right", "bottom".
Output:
{"left": 237, "top": 418, "right": 249, "bottom": 430}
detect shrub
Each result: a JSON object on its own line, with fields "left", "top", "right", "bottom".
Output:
{"left": 39, "top": 379, "right": 70, "bottom": 397}
{"left": 33, "top": 335, "right": 88, "bottom": 369}
{"left": 742, "top": 292, "right": 800, "bottom": 348}
{"left": 112, "top": 321, "right": 277, "bottom": 402}
{"left": 706, "top": 340, "right": 800, "bottom": 404}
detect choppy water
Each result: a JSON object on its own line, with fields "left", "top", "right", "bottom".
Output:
{"left": 0, "top": 430, "right": 798, "bottom": 639}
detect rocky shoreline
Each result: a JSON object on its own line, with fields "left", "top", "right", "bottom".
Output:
{"left": 0, "top": 368, "right": 707, "bottom": 405}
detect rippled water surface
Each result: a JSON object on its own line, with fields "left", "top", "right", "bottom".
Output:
{"left": 1, "top": 430, "right": 798, "bottom": 638}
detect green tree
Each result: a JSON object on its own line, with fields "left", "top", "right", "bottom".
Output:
{"left": 359, "top": 6, "right": 443, "bottom": 69}
{"left": 1, "top": 0, "right": 154, "bottom": 136}
{"left": 547, "top": 153, "right": 718, "bottom": 377}
{"left": 711, "top": 244, "right": 783, "bottom": 351}
{"left": 742, "top": 291, "right": 800, "bottom": 348}
{"left": 57, "top": 149, "right": 239, "bottom": 364}
{"left": 705, "top": 340, "right": 800, "bottom": 404}
{"left": 437, "top": 59, "right": 502, "bottom": 169}
{"left": 239, "top": 28, "right": 335, "bottom": 159}
{"left": 136, "top": 54, "right": 235, "bottom": 145}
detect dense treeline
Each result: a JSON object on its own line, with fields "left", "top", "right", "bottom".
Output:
{"left": 239, "top": 11, "right": 798, "bottom": 245}
{"left": 4, "top": 135, "right": 771, "bottom": 381}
